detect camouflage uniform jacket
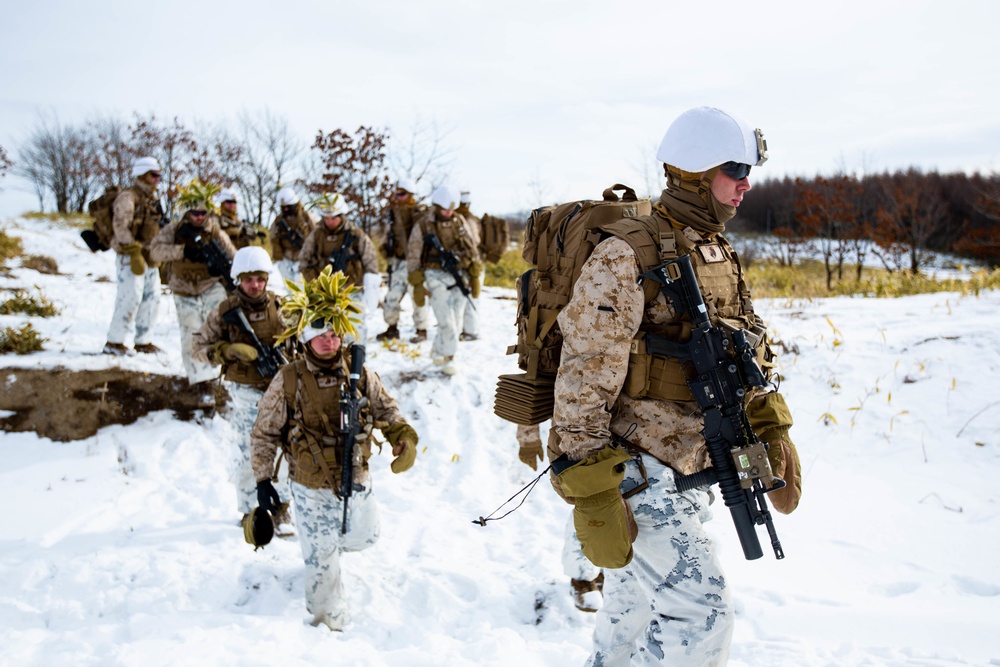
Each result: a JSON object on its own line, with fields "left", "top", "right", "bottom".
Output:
{"left": 149, "top": 212, "right": 237, "bottom": 297}
{"left": 111, "top": 180, "right": 162, "bottom": 261}
{"left": 406, "top": 208, "right": 480, "bottom": 274}
{"left": 552, "top": 207, "right": 762, "bottom": 476}
{"left": 269, "top": 204, "right": 316, "bottom": 261}
{"left": 191, "top": 289, "right": 284, "bottom": 390}
{"left": 250, "top": 353, "right": 407, "bottom": 489}
{"left": 384, "top": 200, "right": 425, "bottom": 260}
{"left": 216, "top": 209, "right": 258, "bottom": 250}
{"left": 455, "top": 204, "right": 483, "bottom": 255}
{"left": 298, "top": 220, "right": 379, "bottom": 285}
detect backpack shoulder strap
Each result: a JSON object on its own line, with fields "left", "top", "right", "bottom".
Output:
{"left": 599, "top": 213, "right": 680, "bottom": 303}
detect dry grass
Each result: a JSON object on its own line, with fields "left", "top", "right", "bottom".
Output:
{"left": 0, "top": 290, "right": 59, "bottom": 317}
{"left": 0, "top": 323, "right": 45, "bottom": 354}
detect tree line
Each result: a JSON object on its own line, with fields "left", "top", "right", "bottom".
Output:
{"left": 733, "top": 170, "right": 1000, "bottom": 279}
{"left": 5, "top": 110, "right": 456, "bottom": 238}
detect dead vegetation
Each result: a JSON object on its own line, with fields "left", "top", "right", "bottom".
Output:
{"left": 0, "top": 367, "right": 216, "bottom": 441}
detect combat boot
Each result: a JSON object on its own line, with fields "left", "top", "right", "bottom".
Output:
{"left": 459, "top": 333, "right": 479, "bottom": 342}
{"left": 134, "top": 343, "right": 162, "bottom": 354}
{"left": 375, "top": 324, "right": 400, "bottom": 341}
{"left": 571, "top": 573, "right": 604, "bottom": 613}
{"left": 102, "top": 342, "right": 129, "bottom": 356}
{"left": 409, "top": 329, "right": 428, "bottom": 343}
{"left": 443, "top": 357, "right": 457, "bottom": 376}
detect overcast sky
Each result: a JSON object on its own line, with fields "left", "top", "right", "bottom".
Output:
{"left": 2, "top": 0, "right": 998, "bottom": 217}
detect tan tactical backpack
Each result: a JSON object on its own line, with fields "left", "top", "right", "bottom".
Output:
{"left": 479, "top": 214, "right": 510, "bottom": 264}
{"left": 81, "top": 186, "right": 122, "bottom": 252}
{"left": 495, "top": 184, "right": 655, "bottom": 425}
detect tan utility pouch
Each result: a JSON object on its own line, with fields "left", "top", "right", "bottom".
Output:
{"left": 494, "top": 373, "right": 555, "bottom": 425}
{"left": 624, "top": 334, "right": 695, "bottom": 402}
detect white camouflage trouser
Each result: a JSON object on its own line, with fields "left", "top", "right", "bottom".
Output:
{"left": 460, "top": 266, "right": 483, "bottom": 336}
{"left": 106, "top": 255, "right": 161, "bottom": 346}
{"left": 383, "top": 257, "right": 430, "bottom": 330}
{"left": 174, "top": 283, "right": 228, "bottom": 384}
{"left": 226, "top": 382, "right": 290, "bottom": 515}
{"left": 424, "top": 267, "right": 468, "bottom": 359}
{"left": 290, "top": 481, "right": 380, "bottom": 627}
{"left": 275, "top": 258, "right": 302, "bottom": 286}
{"left": 586, "top": 453, "right": 733, "bottom": 667}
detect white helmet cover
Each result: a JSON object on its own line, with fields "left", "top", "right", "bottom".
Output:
{"left": 396, "top": 176, "right": 418, "bottom": 195}
{"left": 217, "top": 187, "right": 239, "bottom": 203}
{"left": 459, "top": 190, "right": 472, "bottom": 204}
{"left": 276, "top": 187, "right": 299, "bottom": 206}
{"left": 431, "top": 184, "right": 461, "bottom": 211}
{"left": 230, "top": 246, "right": 274, "bottom": 280}
{"left": 656, "top": 107, "right": 768, "bottom": 172}
{"left": 315, "top": 192, "right": 350, "bottom": 217}
{"left": 131, "top": 156, "right": 161, "bottom": 178}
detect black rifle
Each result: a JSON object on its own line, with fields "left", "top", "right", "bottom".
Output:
{"left": 176, "top": 223, "right": 237, "bottom": 293}
{"left": 339, "top": 344, "right": 366, "bottom": 534}
{"left": 641, "top": 253, "right": 784, "bottom": 561}
{"left": 220, "top": 306, "right": 286, "bottom": 380}
{"left": 327, "top": 231, "right": 357, "bottom": 275}
{"left": 276, "top": 217, "right": 304, "bottom": 249}
{"left": 384, "top": 210, "right": 398, "bottom": 285}
{"left": 424, "top": 232, "right": 475, "bottom": 309}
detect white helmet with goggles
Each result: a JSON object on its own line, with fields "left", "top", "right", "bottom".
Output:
{"left": 656, "top": 106, "right": 767, "bottom": 178}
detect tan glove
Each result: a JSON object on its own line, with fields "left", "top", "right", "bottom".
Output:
{"left": 407, "top": 269, "right": 424, "bottom": 288}
{"left": 413, "top": 284, "right": 426, "bottom": 307}
{"left": 557, "top": 446, "right": 635, "bottom": 569}
{"left": 121, "top": 242, "right": 146, "bottom": 276}
{"left": 747, "top": 391, "right": 802, "bottom": 514}
{"left": 384, "top": 422, "right": 418, "bottom": 473}
{"left": 222, "top": 342, "right": 259, "bottom": 362}
{"left": 518, "top": 440, "right": 544, "bottom": 471}
{"left": 469, "top": 270, "right": 482, "bottom": 299}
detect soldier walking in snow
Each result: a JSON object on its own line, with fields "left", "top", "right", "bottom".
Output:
{"left": 250, "top": 268, "right": 418, "bottom": 630}
{"left": 375, "top": 177, "right": 431, "bottom": 344}
{"left": 102, "top": 156, "right": 166, "bottom": 356}
{"left": 149, "top": 181, "right": 236, "bottom": 397}
{"left": 269, "top": 187, "right": 316, "bottom": 285}
{"left": 406, "top": 184, "right": 480, "bottom": 375}
{"left": 550, "top": 107, "right": 802, "bottom": 666}
{"left": 192, "top": 246, "right": 293, "bottom": 534}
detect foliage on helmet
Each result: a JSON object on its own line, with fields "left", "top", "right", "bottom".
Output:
{"left": 308, "top": 192, "right": 349, "bottom": 217}
{"left": 176, "top": 179, "right": 221, "bottom": 213}
{"left": 276, "top": 265, "right": 361, "bottom": 344}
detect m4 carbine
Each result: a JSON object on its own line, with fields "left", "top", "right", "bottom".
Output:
{"left": 220, "top": 306, "right": 286, "bottom": 380}
{"left": 176, "top": 223, "right": 237, "bottom": 292}
{"left": 339, "top": 344, "right": 367, "bottom": 534}
{"left": 423, "top": 232, "right": 474, "bottom": 307}
{"left": 327, "top": 231, "right": 357, "bottom": 276}
{"left": 276, "top": 218, "right": 304, "bottom": 250}
{"left": 642, "top": 253, "right": 785, "bottom": 561}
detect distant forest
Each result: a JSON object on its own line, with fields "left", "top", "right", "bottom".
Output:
{"left": 731, "top": 170, "right": 1000, "bottom": 270}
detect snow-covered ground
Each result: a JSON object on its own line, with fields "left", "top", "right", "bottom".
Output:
{"left": 1, "top": 216, "right": 999, "bottom": 667}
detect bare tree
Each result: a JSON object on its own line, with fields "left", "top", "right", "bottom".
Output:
{"left": 89, "top": 112, "right": 136, "bottom": 189}
{"left": 13, "top": 111, "right": 97, "bottom": 213}
{"left": 387, "top": 115, "right": 456, "bottom": 188}
{"left": 0, "top": 144, "right": 13, "bottom": 191}
{"left": 235, "top": 109, "right": 303, "bottom": 226}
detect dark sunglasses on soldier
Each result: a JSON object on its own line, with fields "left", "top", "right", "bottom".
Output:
{"left": 149, "top": 172, "right": 163, "bottom": 179}
{"left": 189, "top": 210, "right": 207, "bottom": 217}
{"left": 719, "top": 161, "right": 752, "bottom": 180}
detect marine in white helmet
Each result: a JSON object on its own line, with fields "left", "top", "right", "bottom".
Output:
{"left": 550, "top": 107, "right": 801, "bottom": 666}
{"left": 406, "top": 184, "right": 481, "bottom": 375}
{"left": 102, "top": 156, "right": 166, "bottom": 356}
{"left": 192, "top": 245, "right": 295, "bottom": 534}
{"left": 269, "top": 186, "right": 317, "bottom": 284}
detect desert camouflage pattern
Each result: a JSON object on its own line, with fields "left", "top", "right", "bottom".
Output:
{"left": 382, "top": 256, "right": 430, "bottom": 330}
{"left": 298, "top": 219, "right": 379, "bottom": 286}
{"left": 192, "top": 290, "right": 284, "bottom": 388}
{"left": 149, "top": 213, "right": 237, "bottom": 297}
{"left": 269, "top": 204, "right": 316, "bottom": 262}
{"left": 290, "top": 480, "right": 380, "bottom": 629}
{"left": 406, "top": 208, "right": 479, "bottom": 274}
{"left": 553, "top": 235, "right": 738, "bottom": 474}
{"left": 249, "top": 356, "right": 406, "bottom": 488}
{"left": 586, "top": 454, "right": 732, "bottom": 667}
{"left": 110, "top": 181, "right": 161, "bottom": 257}
{"left": 173, "top": 283, "right": 228, "bottom": 384}
{"left": 106, "top": 255, "right": 160, "bottom": 346}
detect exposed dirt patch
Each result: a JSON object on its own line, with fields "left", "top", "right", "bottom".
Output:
{"left": 0, "top": 367, "right": 218, "bottom": 441}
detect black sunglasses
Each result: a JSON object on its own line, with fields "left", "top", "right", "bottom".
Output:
{"left": 719, "top": 161, "right": 752, "bottom": 180}
{"left": 148, "top": 172, "right": 163, "bottom": 179}
{"left": 189, "top": 210, "right": 207, "bottom": 217}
